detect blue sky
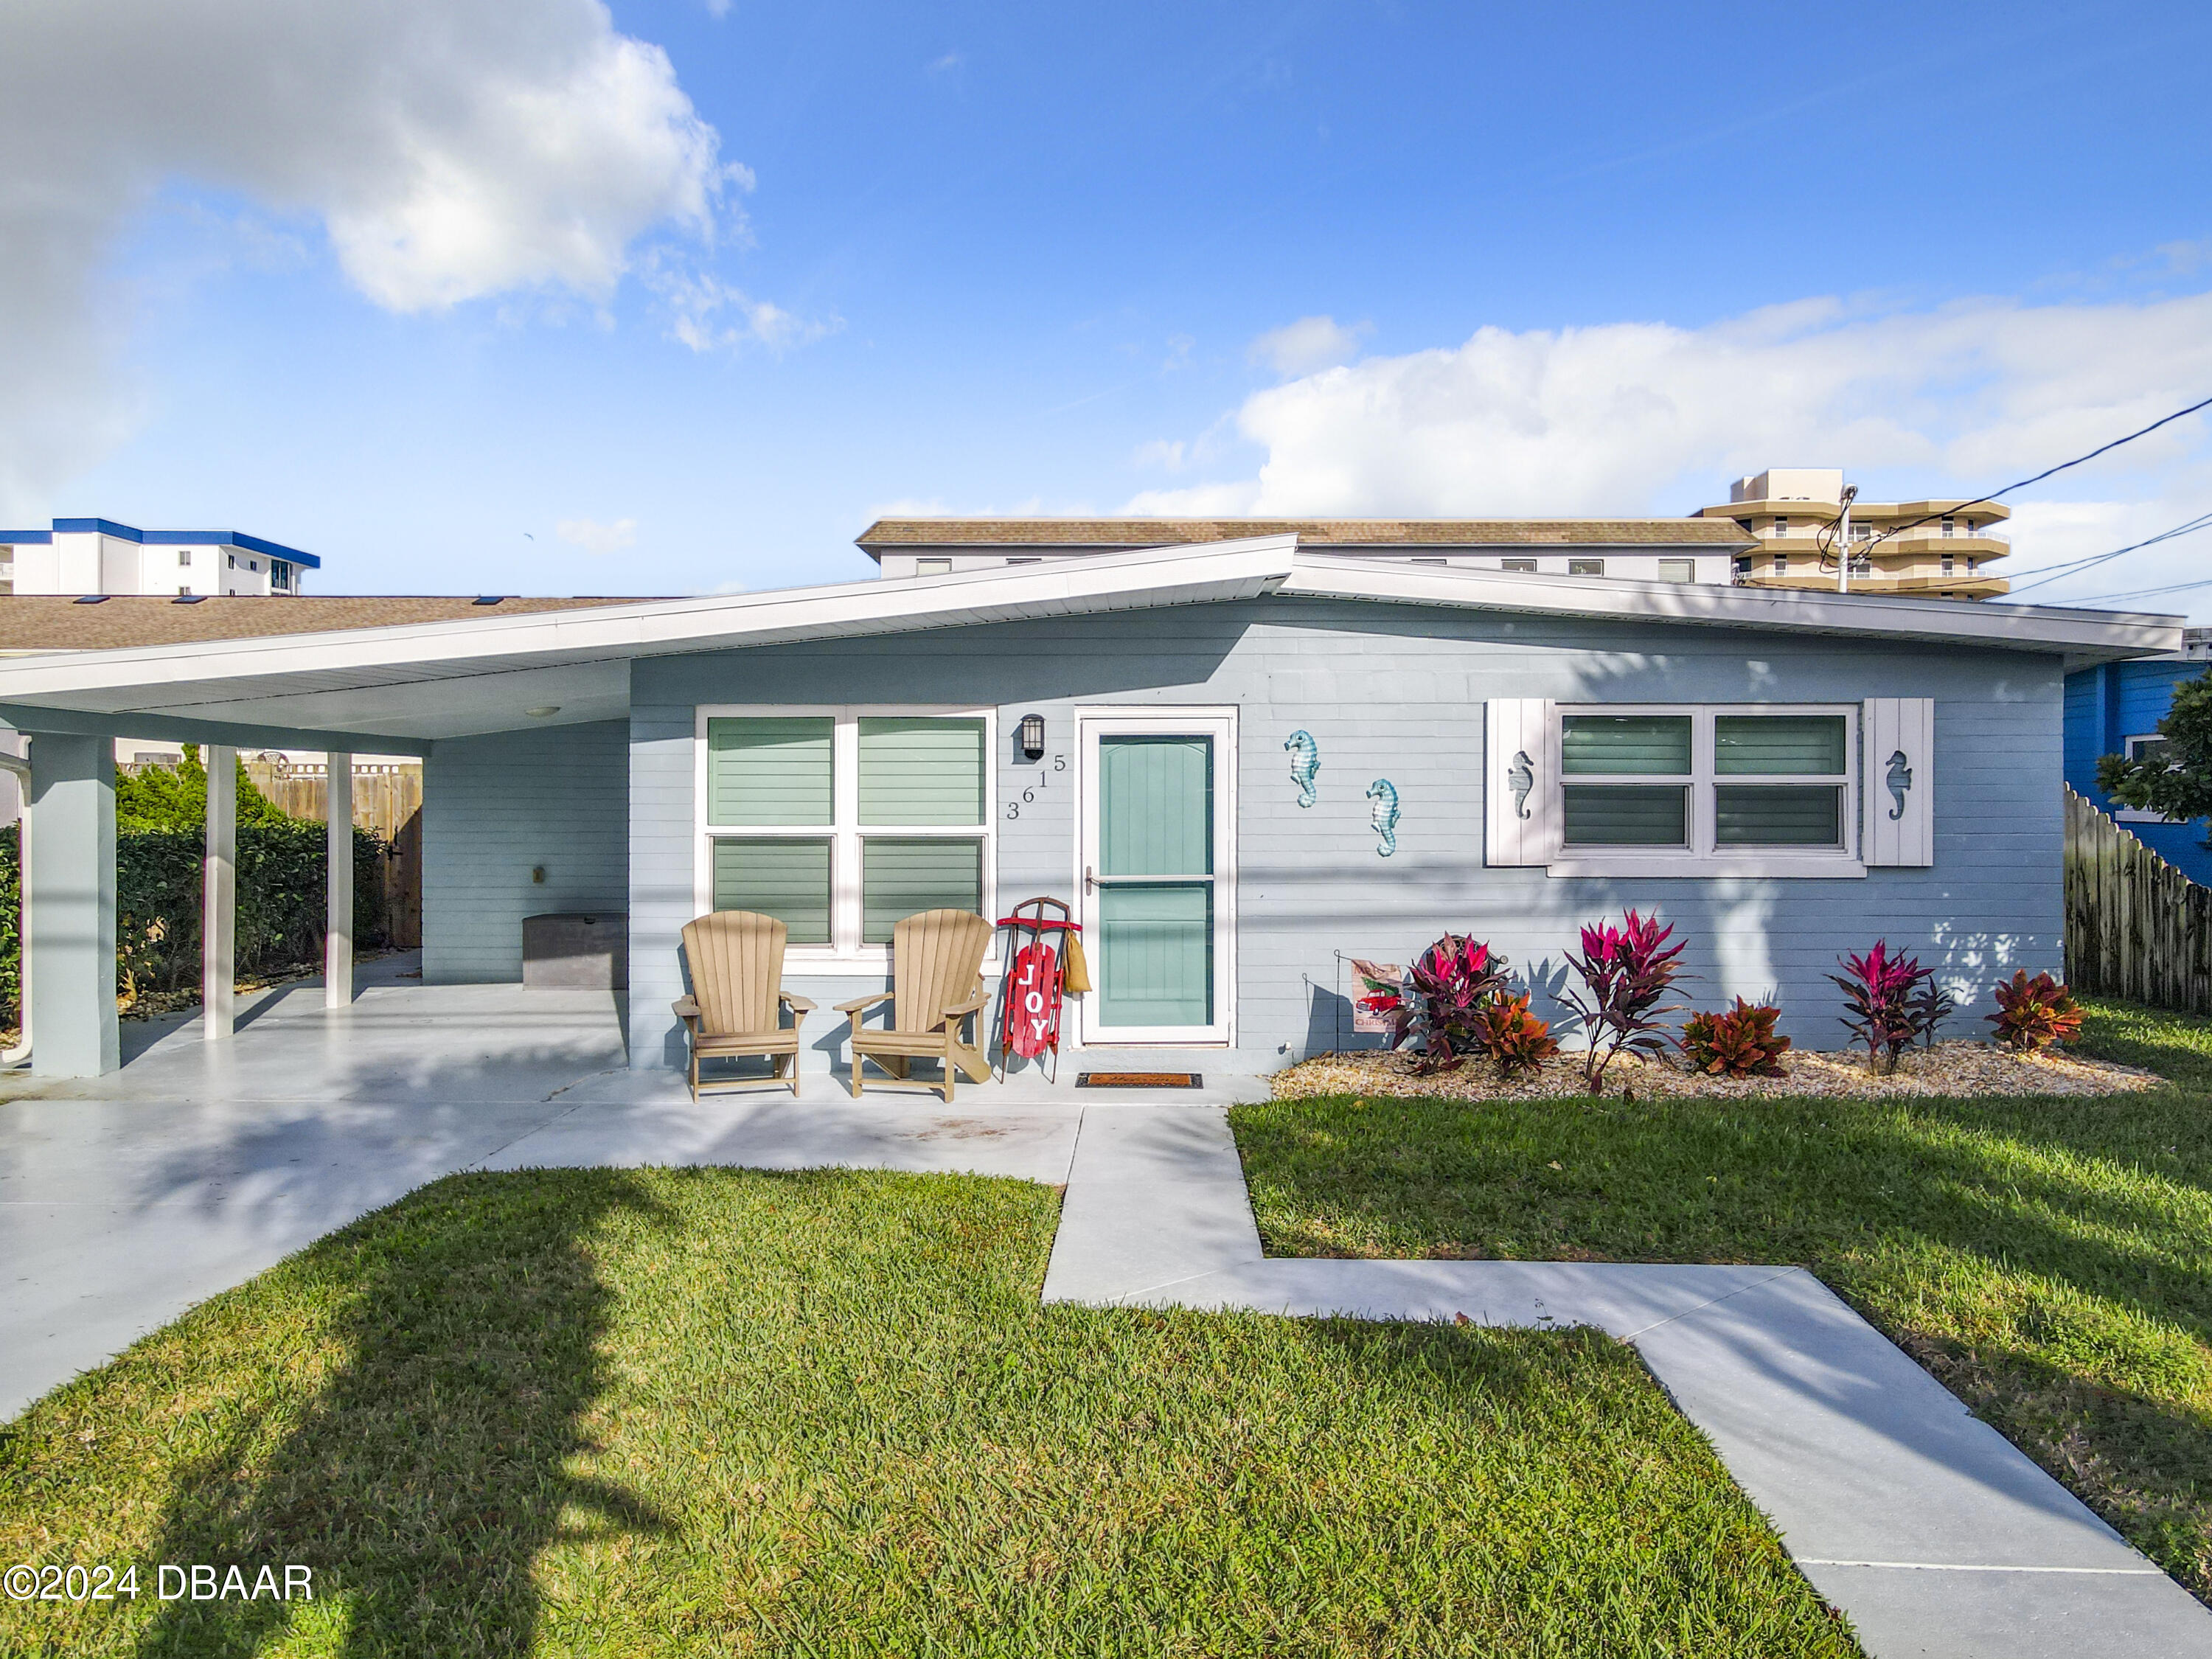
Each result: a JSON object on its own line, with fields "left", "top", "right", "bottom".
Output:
{"left": 8, "top": 1, "right": 2212, "bottom": 608}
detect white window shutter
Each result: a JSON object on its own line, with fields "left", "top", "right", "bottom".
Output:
{"left": 1486, "top": 698, "right": 1552, "bottom": 866}
{"left": 1862, "top": 698, "right": 1934, "bottom": 866}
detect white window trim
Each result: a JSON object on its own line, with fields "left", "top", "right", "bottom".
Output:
{"left": 2115, "top": 734, "right": 2182, "bottom": 824}
{"left": 1545, "top": 702, "right": 1866, "bottom": 880}
{"left": 1075, "top": 706, "right": 1238, "bottom": 1048}
{"left": 694, "top": 703, "right": 998, "bottom": 970}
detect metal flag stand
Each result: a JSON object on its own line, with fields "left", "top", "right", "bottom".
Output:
{"left": 992, "top": 895, "right": 1085, "bottom": 1084}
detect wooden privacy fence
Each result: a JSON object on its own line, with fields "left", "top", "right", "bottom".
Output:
{"left": 246, "top": 757, "right": 423, "bottom": 950}
{"left": 2064, "top": 785, "right": 2212, "bottom": 1013}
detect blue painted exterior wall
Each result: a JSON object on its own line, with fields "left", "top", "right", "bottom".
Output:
{"left": 622, "top": 597, "right": 2066, "bottom": 1073}
{"left": 422, "top": 718, "right": 630, "bottom": 983}
{"left": 2064, "top": 658, "right": 2212, "bottom": 883}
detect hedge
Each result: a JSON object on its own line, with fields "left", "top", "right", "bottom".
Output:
{"left": 0, "top": 818, "right": 390, "bottom": 1025}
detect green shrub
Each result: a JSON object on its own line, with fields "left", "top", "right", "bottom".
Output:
{"left": 0, "top": 756, "right": 390, "bottom": 1023}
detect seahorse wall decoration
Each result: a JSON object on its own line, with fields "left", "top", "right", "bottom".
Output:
{"left": 1366, "top": 779, "right": 1399, "bottom": 858}
{"left": 1284, "top": 729, "right": 1320, "bottom": 808}
{"left": 1885, "top": 748, "right": 1913, "bottom": 821}
{"left": 1507, "top": 749, "right": 1535, "bottom": 820}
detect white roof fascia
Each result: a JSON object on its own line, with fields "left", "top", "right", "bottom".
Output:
{"left": 0, "top": 536, "right": 1298, "bottom": 708}
{"left": 1280, "top": 554, "right": 2183, "bottom": 665}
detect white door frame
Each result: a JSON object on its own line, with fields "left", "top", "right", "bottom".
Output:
{"left": 1077, "top": 707, "right": 1237, "bottom": 1046}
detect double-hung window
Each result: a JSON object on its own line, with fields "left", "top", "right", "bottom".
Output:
{"left": 1553, "top": 706, "right": 1857, "bottom": 874}
{"left": 696, "top": 706, "right": 995, "bottom": 961}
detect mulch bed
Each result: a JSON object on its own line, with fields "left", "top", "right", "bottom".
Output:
{"left": 1272, "top": 1039, "right": 2159, "bottom": 1102}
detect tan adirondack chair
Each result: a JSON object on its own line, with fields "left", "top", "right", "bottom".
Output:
{"left": 673, "top": 911, "right": 817, "bottom": 1100}
{"left": 837, "top": 908, "right": 995, "bottom": 1102}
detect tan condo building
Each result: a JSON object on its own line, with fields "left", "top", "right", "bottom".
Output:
{"left": 1698, "top": 468, "right": 2011, "bottom": 599}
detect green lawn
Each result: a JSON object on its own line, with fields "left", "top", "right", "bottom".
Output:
{"left": 1231, "top": 997, "right": 2212, "bottom": 1605}
{"left": 0, "top": 1167, "right": 1854, "bottom": 1657}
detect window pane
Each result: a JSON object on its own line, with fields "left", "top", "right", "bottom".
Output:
{"left": 1714, "top": 714, "right": 1848, "bottom": 776}
{"left": 1563, "top": 785, "right": 1689, "bottom": 846}
{"left": 1099, "top": 736, "right": 1212, "bottom": 875}
{"left": 1714, "top": 785, "right": 1843, "bottom": 846}
{"left": 858, "top": 717, "right": 985, "bottom": 825}
{"left": 1098, "top": 883, "right": 1213, "bottom": 1026}
{"left": 861, "top": 838, "right": 983, "bottom": 942}
{"left": 712, "top": 838, "right": 831, "bottom": 943}
{"left": 1561, "top": 714, "right": 1691, "bottom": 776}
{"left": 706, "top": 717, "right": 833, "bottom": 825}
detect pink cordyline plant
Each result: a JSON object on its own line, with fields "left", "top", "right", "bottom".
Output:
{"left": 1826, "top": 941, "right": 1944, "bottom": 1074}
{"left": 1360, "top": 933, "right": 1511, "bottom": 1074}
{"left": 1559, "top": 910, "right": 1688, "bottom": 1093}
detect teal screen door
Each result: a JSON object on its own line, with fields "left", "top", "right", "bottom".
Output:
{"left": 1094, "top": 734, "right": 1215, "bottom": 1030}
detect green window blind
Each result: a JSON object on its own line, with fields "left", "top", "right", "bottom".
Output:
{"left": 1099, "top": 736, "right": 1213, "bottom": 875}
{"left": 712, "top": 838, "right": 832, "bottom": 943}
{"left": 706, "top": 717, "right": 833, "bottom": 825}
{"left": 858, "top": 717, "right": 985, "bottom": 825}
{"left": 1714, "top": 714, "right": 1848, "bottom": 775}
{"left": 1562, "top": 714, "right": 1692, "bottom": 776}
{"left": 1715, "top": 785, "right": 1843, "bottom": 846}
{"left": 861, "top": 838, "right": 983, "bottom": 943}
{"left": 1562, "top": 785, "right": 1689, "bottom": 846}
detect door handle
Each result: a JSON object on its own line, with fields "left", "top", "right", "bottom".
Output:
{"left": 1085, "top": 864, "right": 1096, "bottom": 892}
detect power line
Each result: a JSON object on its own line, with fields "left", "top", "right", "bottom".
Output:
{"left": 2064, "top": 574, "right": 2212, "bottom": 607}
{"left": 1801, "top": 390, "right": 2212, "bottom": 579}
{"left": 2003, "top": 508, "right": 2212, "bottom": 597}
{"left": 1858, "top": 389, "right": 2212, "bottom": 556}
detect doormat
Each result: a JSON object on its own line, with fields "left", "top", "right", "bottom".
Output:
{"left": 1076, "top": 1071, "right": 1203, "bottom": 1088}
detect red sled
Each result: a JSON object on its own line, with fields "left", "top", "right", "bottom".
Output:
{"left": 992, "top": 896, "right": 1081, "bottom": 1082}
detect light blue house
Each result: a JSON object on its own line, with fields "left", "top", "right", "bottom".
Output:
{"left": 0, "top": 535, "right": 2180, "bottom": 1079}
{"left": 2064, "top": 629, "right": 2212, "bottom": 883}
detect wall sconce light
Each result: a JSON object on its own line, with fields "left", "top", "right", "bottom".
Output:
{"left": 1018, "top": 712, "right": 1046, "bottom": 762}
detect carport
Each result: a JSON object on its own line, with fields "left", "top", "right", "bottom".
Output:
{"left": 0, "top": 547, "right": 1286, "bottom": 1076}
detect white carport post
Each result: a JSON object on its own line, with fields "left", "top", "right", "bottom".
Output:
{"left": 201, "top": 745, "right": 234, "bottom": 1040}
{"left": 27, "top": 733, "right": 118, "bottom": 1077}
{"left": 325, "top": 752, "right": 352, "bottom": 1009}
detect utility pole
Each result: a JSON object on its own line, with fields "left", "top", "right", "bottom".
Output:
{"left": 1837, "top": 483, "right": 1859, "bottom": 593}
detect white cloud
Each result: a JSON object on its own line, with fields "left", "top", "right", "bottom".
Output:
{"left": 555, "top": 516, "right": 639, "bottom": 554}
{"left": 927, "top": 51, "right": 964, "bottom": 76}
{"left": 643, "top": 257, "right": 841, "bottom": 354}
{"left": 1131, "top": 292, "right": 2212, "bottom": 612}
{"left": 0, "top": 0, "right": 748, "bottom": 515}
{"left": 1248, "top": 314, "right": 1371, "bottom": 377}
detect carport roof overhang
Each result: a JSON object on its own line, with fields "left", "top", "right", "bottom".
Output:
{"left": 0, "top": 537, "right": 2180, "bottom": 754}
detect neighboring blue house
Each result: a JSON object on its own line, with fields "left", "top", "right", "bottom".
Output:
{"left": 0, "top": 535, "right": 2182, "bottom": 1077}
{"left": 2065, "top": 628, "right": 2212, "bottom": 883}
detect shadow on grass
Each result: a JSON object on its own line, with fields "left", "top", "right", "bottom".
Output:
{"left": 128, "top": 1170, "right": 674, "bottom": 1658}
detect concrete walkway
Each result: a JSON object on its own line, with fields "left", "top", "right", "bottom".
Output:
{"left": 1043, "top": 1106, "right": 2212, "bottom": 1659}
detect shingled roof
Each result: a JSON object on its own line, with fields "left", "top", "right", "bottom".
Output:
{"left": 0, "top": 595, "right": 658, "bottom": 653}
{"left": 857, "top": 517, "right": 1755, "bottom": 557}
